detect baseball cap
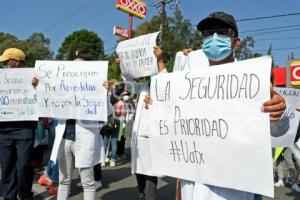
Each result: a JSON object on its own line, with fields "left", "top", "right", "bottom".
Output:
{"left": 0, "top": 48, "right": 25, "bottom": 62}
{"left": 197, "top": 11, "right": 238, "bottom": 37}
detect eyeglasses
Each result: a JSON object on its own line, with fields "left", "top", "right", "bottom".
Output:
{"left": 201, "top": 28, "right": 235, "bottom": 38}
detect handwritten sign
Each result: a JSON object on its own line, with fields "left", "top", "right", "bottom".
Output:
{"left": 139, "top": 57, "right": 274, "bottom": 197}
{"left": 116, "top": 32, "right": 160, "bottom": 78}
{"left": 173, "top": 49, "right": 209, "bottom": 72}
{"left": 0, "top": 68, "right": 37, "bottom": 121}
{"left": 35, "top": 61, "right": 108, "bottom": 121}
{"left": 272, "top": 87, "right": 300, "bottom": 147}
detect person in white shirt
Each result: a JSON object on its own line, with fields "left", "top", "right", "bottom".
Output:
{"left": 145, "top": 11, "right": 290, "bottom": 200}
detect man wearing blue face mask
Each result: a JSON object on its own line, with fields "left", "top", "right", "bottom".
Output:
{"left": 200, "top": 11, "right": 240, "bottom": 65}
{"left": 142, "top": 11, "right": 290, "bottom": 200}
{"left": 177, "top": 11, "right": 290, "bottom": 200}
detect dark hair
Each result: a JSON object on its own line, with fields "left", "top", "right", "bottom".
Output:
{"left": 73, "top": 51, "right": 95, "bottom": 61}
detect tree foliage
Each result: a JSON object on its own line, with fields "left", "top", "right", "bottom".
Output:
{"left": 235, "top": 36, "right": 262, "bottom": 61}
{"left": 0, "top": 32, "right": 53, "bottom": 67}
{"left": 56, "top": 29, "right": 104, "bottom": 61}
{"left": 132, "top": 8, "right": 201, "bottom": 71}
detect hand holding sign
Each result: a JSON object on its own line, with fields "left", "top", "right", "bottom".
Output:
{"left": 32, "top": 76, "right": 39, "bottom": 88}
{"left": 144, "top": 94, "right": 152, "bottom": 109}
{"left": 262, "top": 86, "right": 286, "bottom": 121}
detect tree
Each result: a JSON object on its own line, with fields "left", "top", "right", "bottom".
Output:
{"left": 0, "top": 32, "right": 53, "bottom": 67}
{"left": 235, "top": 36, "right": 262, "bottom": 61}
{"left": 132, "top": 8, "right": 201, "bottom": 71}
{"left": 56, "top": 29, "right": 104, "bottom": 61}
{"left": 106, "top": 53, "right": 122, "bottom": 80}
{"left": 267, "top": 43, "right": 276, "bottom": 67}
{"left": 21, "top": 33, "right": 53, "bottom": 67}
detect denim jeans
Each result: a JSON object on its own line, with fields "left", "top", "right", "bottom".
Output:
{"left": 45, "top": 120, "right": 59, "bottom": 183}
{"left": 103, "top": 129, "right": 118, "bottom": 160}
{"left": 45, "top": 160, "right": 59, "bottom": 183}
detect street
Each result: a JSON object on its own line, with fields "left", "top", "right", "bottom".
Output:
{"left": 1, "top": 148, "right": 300, "bottom": 200}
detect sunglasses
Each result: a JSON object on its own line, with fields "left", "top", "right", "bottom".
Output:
{"left": 201, "top": 28, "right": 235, "bottom": 38}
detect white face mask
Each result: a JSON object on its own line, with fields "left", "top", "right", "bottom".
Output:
{"left": 122, "top": 95, "right": 130, "bottom": 102}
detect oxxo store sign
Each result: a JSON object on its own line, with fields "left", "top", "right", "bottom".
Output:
{"left": 290, "top": 60, "right": 300, "bottom": 86}
{"left": 116, "top": 0, "right": 147, "bottom": 19}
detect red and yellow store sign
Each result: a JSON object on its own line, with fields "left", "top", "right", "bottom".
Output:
{"left": 290, "top": 60, "right": 300, "bottom": 86}
{"left": 116, "top": 0, "right": 147, "bottom": 19}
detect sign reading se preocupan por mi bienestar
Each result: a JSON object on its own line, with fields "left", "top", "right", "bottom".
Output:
{"left": 35, "top": 61, "right": 108, "bottom": 121}
{"left": 116, "top": 32, "right": 160, "bottom": 79}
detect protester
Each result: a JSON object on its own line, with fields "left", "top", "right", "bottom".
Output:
{"left": 145, "top": 11, "right": 290, "bottom": 200}
{"left": 275, "top": 119, "right": 300, "bottom": 192}
{"left": 123, "top": 46, "right": 167, "bottom": 200}
{"left": 0, "top": 48, "right": 38, "bottom": 200}
{"left": 274, "top": 147, "right": 300, "bottom": 192}
{"left": 102, "top": 115, "right": 118, "bottom": 167}
{"left": 49, "top": 51, "right": 112, "bottom": 200}
{"left": 37, "top": 118, "right": 59, "bottom": 196}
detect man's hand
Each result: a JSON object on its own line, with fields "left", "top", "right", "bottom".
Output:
{"left": 154, "top": 47, "right": 166, "bottom": 72}
{"left": 103, "top": 81, "right": 115, "bottom": 93}
{"left": 154, "top": 46, "right": 163, "bottom": 61}
{"left": 144, "top": 94, "right": 153, "bottom": 109}
{"left": 262, "top": 87, "right": 286, "bottom": 121}
{"left": 32, "top": 76, "right": 39, "bottom": 88}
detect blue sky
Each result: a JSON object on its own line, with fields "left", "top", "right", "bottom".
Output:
{"left": 1, "top": 0, "right": 300, "bottom": 66}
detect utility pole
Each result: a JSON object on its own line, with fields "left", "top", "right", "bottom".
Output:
{"left": 154, "top": 0, "right": 180, "bottom": 47}
{"left": 159, "top": 0, "right": 166, "bottom": 46}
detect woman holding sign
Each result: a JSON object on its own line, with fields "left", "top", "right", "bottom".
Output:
{"left": 46, "top": 52, "right": 114, "bottom": 200}
{"left": 116, "top": 45, "right": 167, "bottom": 200}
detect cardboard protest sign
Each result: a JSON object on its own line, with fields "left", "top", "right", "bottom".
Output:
{"left": 35, "top": 61, "right": 108, "bottom": 121}
{"left": 116, "top": 32, "right": 160, "bottom": 78}
{"left": 173, "top": 49, "right": 209, "bottom": 72}
{"left": 272, "top": 87, "right": 300, "bottom": 147}
{"left": 139, "top": 57, "right": 274, "bottom": 197}
{"left": 0, "top": 68, "right": 37, "bottom": 121}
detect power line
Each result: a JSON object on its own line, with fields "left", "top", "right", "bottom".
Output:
{"left": 240, "top": 24, "right": 300, "bottom": 34}
{"left": 43, "top": 0, "right": 98, "bottom": 33}
{"left": 240, "top": 27, "right": 300, "bottom": 37}
{"left": 242, "top": 0, "right": 285, "bottom": 18}
{"left": 255, "top": 36, "right": 300, "bottom": 42}
{"left": 237, "top": 12, "right": 300, "bottom": 22}
{"left": 254, "top": 46, "right": 300, "bottom": 52}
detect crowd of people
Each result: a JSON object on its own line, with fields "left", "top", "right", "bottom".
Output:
{"left": 0, "top": 11, "right": 300, "bottom": 200}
